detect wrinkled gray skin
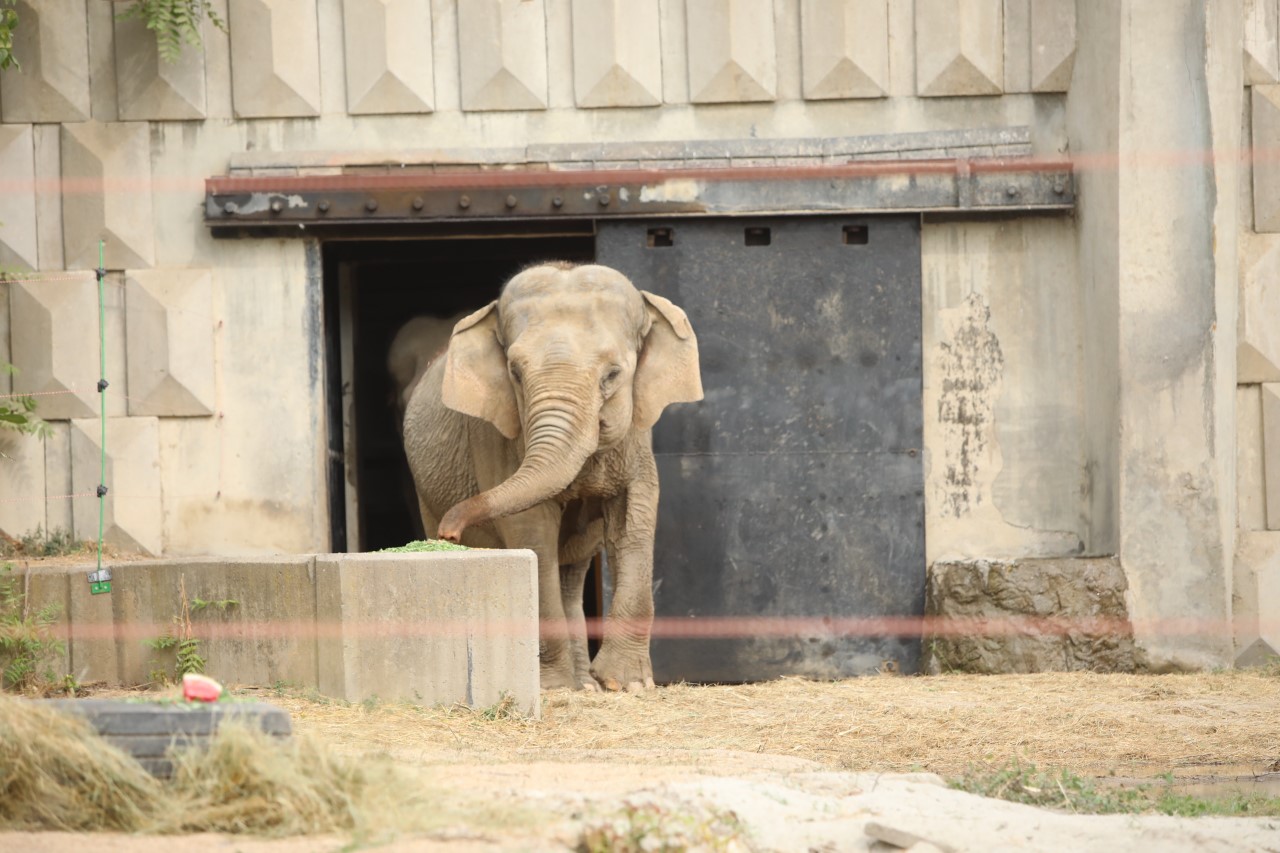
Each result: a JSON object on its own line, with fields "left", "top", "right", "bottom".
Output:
{"left": 401, "top": 263, "right": 702, "bottom": 691}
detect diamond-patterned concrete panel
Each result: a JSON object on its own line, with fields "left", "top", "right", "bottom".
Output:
{"left": 1253, "top": 86, "right": 1280, "bottom": 232}
{"left": 1030, "top": 0, "right": 1075, "bottom": 92}
{"left": 9, "top": 277, "right": 99, "bottom": 420}
{"left": 0, "top": 0, "right": 91, "bottom": 123}
{"left": 686, "top": 0, "right": 777, "bottom": 103}
{"left": 228, "top": 0, "right": 321, "bottom": 117}
{"left": 0, "top": 125, "right": 38, "bottom": 271}
{"left": 1234, "top": 531, "right": 1280, "bottom": 666}
{"left": 1003, "top": 0, "right": 1076, "bottom": 93}
{"left": 0, "top": 430, "right": 45, "bottom": 541}
{"left": 1240, "top": 235, "right": 1280, "bottom": 382}
{"left": 114, "top": 13, "right": 208, "bottom": 120}
{"left": 1245, "top": 0, "right": 1280, "bottom": 85}
{"left": 125, "top": 270, "right": 215, "bottom": 417}
{"left": 60, "top": 122, "right": 156, "bottom": 271}
{"left": 458, "top": 0, "right": 548, "bottom": 111}
{"left": 571, "top": 0, "right": 661, "bottom": 108}
{"left": 1265, "top": 384, "right": 1280, "bottom": 530}
{"left": 343, "top": 0, "right": 435, "bottom": 114}
{"left": 916, "top": 0, "right": 1003, "bottom": 96}
{"left": 1239, "top": 385, "right": 1267, "bottom": 531}
{"left": 800, "top": 0, "right": 889, "bottom": 100}
{"left": 71, "top": 417, "right": 161, "bottom": 556}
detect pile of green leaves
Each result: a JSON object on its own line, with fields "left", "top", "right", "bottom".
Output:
{"left": 379, "top": 539, "right": 470, "bottom": 553}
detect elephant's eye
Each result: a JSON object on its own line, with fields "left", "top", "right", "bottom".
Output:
{"left": 510, "top": 366, "right": 523, "bottom": 386}
{"left": 602, "top": 367, "right": 622, "bottom": 388}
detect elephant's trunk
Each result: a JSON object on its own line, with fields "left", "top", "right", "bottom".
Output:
{"left": 437, "top": 377, "right": 598, "bottom": 542}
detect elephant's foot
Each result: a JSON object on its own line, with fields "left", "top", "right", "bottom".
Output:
{"left": 540, "top": 663, "right": 582, "bottom": 691}
{"left": 589, "top": 642, "right": 655, "bottom": 692}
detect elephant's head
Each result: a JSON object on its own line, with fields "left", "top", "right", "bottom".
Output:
{"left": 435, "top": 262, "right": 702, "bottom": 542}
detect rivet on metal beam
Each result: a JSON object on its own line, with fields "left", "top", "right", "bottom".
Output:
{"left": 505, "top": 194, "right": 518, "bottom": 209}
{"left": 365, "top": 198, "right": 379, "bottom": 212}
{"left": 269, "top": 199, "right": 284, "bottom": 214}
{"left": 552, "top": 196, "right": 564, "bottom": 209}
{"left": 412, "top": 197, "right": 425, "bottom": 211}
{"left": 1053, "top": 178, "right": 1067, "bottom": 195}
{"left": 459, "top": 195, "right": 471, "bottom": 209}
{"left": 221, "top": 202, "right": 235, "bottom": 215}
{"left": 1005, "top": 185, "right": 1020, "bottom": 198}
{"left": 597, "top": 189, "right": 611, "bottom": 207}
{"left": 318, "top": 200, "right": 331, "bottom": 214}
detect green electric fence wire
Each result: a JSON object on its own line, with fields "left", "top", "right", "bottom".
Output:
{"left": 91, "top": 239, "right": 110, "bottom": 595}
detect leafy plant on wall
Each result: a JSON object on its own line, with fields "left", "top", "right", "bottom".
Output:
{"left": 0, "top": 272, "right": 48, "bottom": 442}
{"left": 0, "top": 0, "right": 16, "bottom": 71}
{"left": 0, "top": 0, "right": 225, "bottom": 70}
{"left": 116, "top": 0, "right": 226, "bottom": 63}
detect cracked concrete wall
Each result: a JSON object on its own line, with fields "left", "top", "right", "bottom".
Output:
{"left": 922, "top": 218, "right": 1089, "bottom": 566}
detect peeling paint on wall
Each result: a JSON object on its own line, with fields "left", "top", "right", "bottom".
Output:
{"left": 935, "top": 292, "right": 1004, "bottom": 518}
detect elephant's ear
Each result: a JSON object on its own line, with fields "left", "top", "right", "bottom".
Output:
{"left": 633, "top": 291, "right": 703, "bottom": 431}
{"left": 442, "top": 302, "right": 520, "bottom": 439}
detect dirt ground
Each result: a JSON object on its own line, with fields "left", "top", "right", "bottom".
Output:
{"left": 8, "top": 671, "right": 1279, "bottom": 852}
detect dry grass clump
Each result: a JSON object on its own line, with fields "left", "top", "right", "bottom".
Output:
{"left": 0, "top": 696, "right": 437, "bottom": 837}
{"left": 0, "top": 697, "right": 162, "bottom": 832}
{"left": 161, "top": 723, "right": 430, "bottom": 837}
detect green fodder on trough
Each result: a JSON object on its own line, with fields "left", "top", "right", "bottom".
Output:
{"left": 0, "top": 696, "right": 437, "bottom": 837}
{"left": 379, "top": 539, "right": 469, "bottom": 553}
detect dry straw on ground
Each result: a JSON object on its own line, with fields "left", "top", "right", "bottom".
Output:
{"left": 0, "top": 696, "right": 438, "bottom": 837}
{"left": 3, "top": 671, "right": 1277, "bottom": 839}
{"left": 271, "top": 671, "right": 1280, "bottom": 778}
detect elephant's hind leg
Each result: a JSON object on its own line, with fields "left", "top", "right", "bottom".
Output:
{"left": 560, "top": 559, "right": 599, "bottom": 692}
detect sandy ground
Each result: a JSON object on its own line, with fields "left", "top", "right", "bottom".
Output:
{"left": 5, "top": 672, "right": 1280, "bottom": 851}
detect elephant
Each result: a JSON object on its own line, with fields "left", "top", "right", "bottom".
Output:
{"left": 387, "top": 313, "right": 464, "bottom": 433}
{"left": 400, "top": 262, "right": 702, "bottom": 691}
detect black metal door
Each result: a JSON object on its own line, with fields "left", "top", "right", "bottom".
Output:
{"left": 597, "top": 215, "right": 925, "bottom": 681}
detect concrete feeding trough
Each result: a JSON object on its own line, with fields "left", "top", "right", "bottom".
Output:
{"left": 20, "top": 550, "right": 541, "bottom": 717}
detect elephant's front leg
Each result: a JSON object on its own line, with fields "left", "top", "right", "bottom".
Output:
{"left": 590, "top": 478, "right": 659, "bottom": 692}
{"left": 496, "top": 506, "right": 578, "bottom": 690}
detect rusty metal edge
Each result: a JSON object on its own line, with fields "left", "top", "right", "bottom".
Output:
{"left": 205, "top": 158, "right": 1075, "bottom": 230}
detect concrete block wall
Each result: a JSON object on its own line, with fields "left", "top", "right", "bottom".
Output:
{"left": 12, "top": 552, "right": 541, "bottom": 715}
{"left": 1238, "top": 0, "right": 1280, "bottom": 667}
{"left": 0, "top": 0, "right": 1078, "bottom": 557}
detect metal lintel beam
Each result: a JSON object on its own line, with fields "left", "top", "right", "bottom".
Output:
{"left": 204, "top": 159, "right": 1074, "bottom": 232}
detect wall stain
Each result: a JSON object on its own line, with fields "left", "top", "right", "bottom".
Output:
{"left": 936, "top": 292, "right": 1003, "bottom": 518}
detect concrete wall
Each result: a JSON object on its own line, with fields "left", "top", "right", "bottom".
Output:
{"left": 0, "top": 0, "right": 1074, "bottom": 557}
{"left": 12, "top": 552, "right": 541, "bottom": 714}
{"left": 0, "top": 1, "right": 1273, "bottom": 670}
{"left": 1237, "top": 1, "right": 1280, "bottom": 666}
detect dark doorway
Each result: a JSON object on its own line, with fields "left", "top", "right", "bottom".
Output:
{"left": 322, "top": 215, "right": 925, "bottom": 683}
{"left": 323, "top": 233, "right": 594, "bottom": 552}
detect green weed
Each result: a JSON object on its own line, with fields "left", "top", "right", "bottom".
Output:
{"left": 580, "top": 801, "right": 745, "bottom": 853}
{"left": 951, "top": 760, "right": 1280, "bottom": 817}
{"left": 0, "top": 526, "right": 88, "bottom": 559}
{"left": 0, "top": 563, "right": 66, "bottom": 692}
{"left": 477, "top": 692, "right": 518, "bottom": 721}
